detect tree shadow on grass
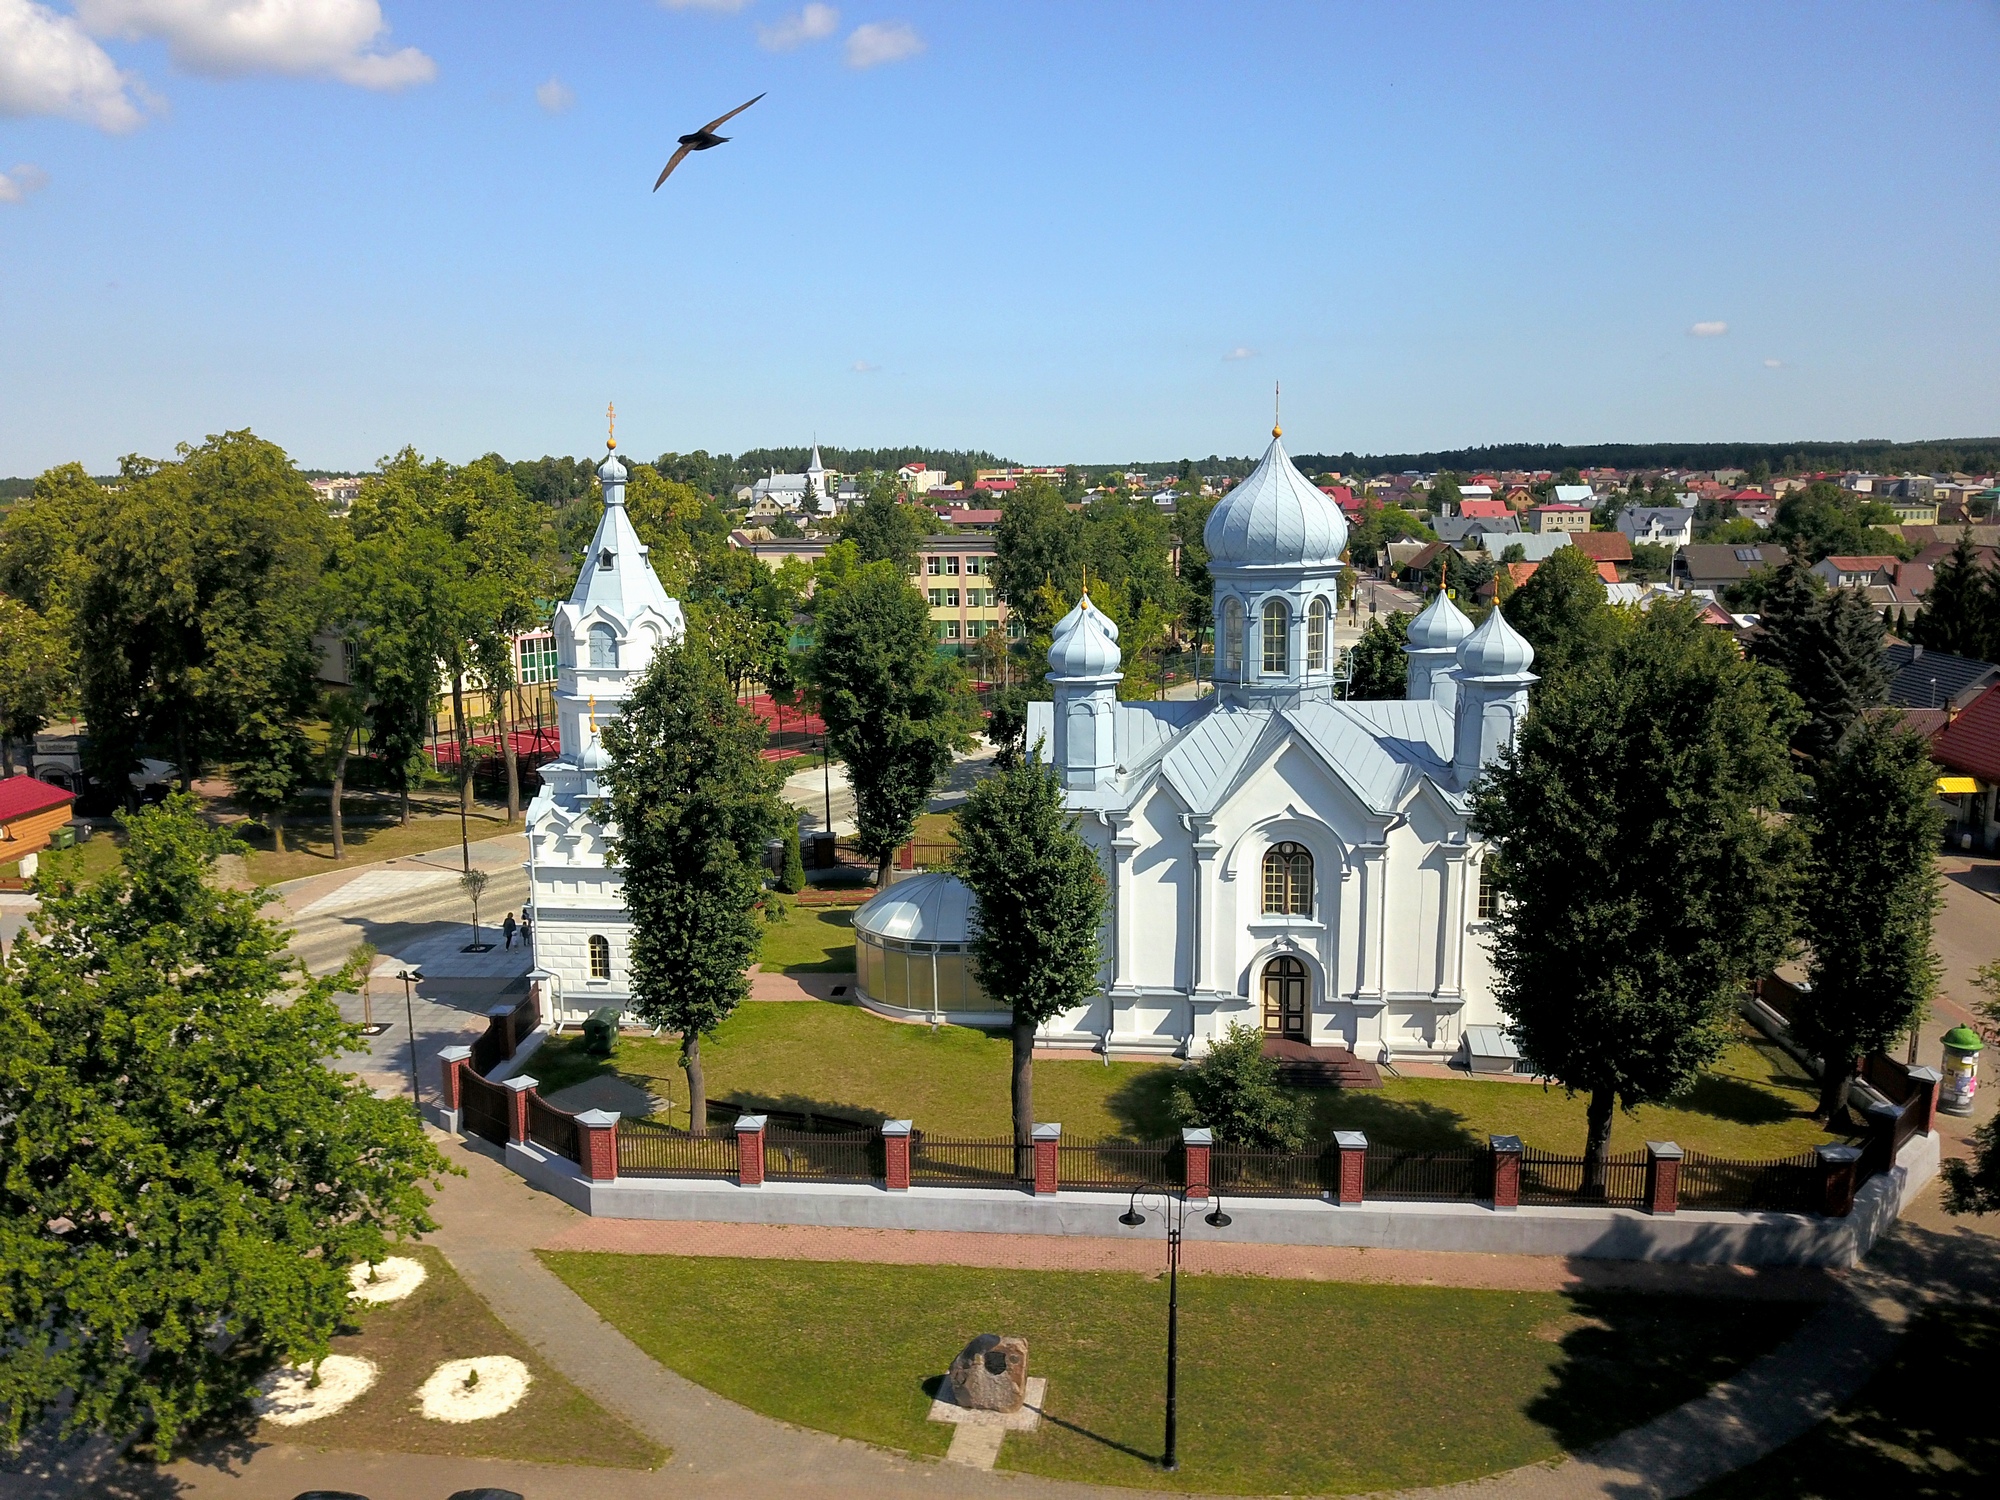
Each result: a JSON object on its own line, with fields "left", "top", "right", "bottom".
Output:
{"left": 1525, "top": 1291, "right": 1816, "bottom": 1455}
{"left": 1104, "top": 1068, "right": 1181, "bottom": 1139}
{"left": 1674, "top": 1073, "right": 1804, "bottom": 1128}
{"left": 1307, "top": 1091, "right": 1485, "bottom": 1150}
{"left": 917, "top": 1377, "right": 1159, "bottom": 1467}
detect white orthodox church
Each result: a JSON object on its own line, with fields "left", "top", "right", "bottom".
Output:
{"left": 977, "top": 425, "right": 1536, "bottom": 1063}
{"left": 523, "top": 444, "right": 685, "bottom": 1024}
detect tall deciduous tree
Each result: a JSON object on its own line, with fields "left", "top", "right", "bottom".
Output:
{"left": 993, "top": 480, "right": 1082, "bottom": 641}
{"left": 952, "top": 753, "right": 1107, "bottom": 1156}
{"left": 1501, "top": 545, "right": 1624, "bottom": 690}
{"left": 604, "top": 639, "right": 781, "bottom": 1135}
{"left": 1793, "top": 717, "right": 1942, "bottom": 1121}
{"left": 1345, "top": 611, "right": 1412, "bottom": 700}
{"left": 0, "top": 597, "right": 70, "bottom": 778}
{"left": 0, "top": 797, "right": 448, "bottom": 1452}
{"left": 1472, "top": 603, "right": 1803, "bottom": 1189}
{"left": 838, "top": 475, "right": 928, "bottom": 573}
{"left": 807, "top": 562, "right": 978, "bottom": 886}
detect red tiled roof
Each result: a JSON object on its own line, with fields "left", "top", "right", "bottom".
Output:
{"left": 1570, "top": 532, "right": 1634, "bottom": 562}
{"left": 1822, "top": 555, "right": 1897, "bottom": 571}
{"left": 1596, "top": 562, "right": 1621, "bottom": 585}
{"left": 943, "top": 509, "right": 1002, "bottom": 524}
{"left": 1933, "top": 683, "right": 2000, "bottom": 782}
{"left": 0, "top": 776, "right": 73, "bottom": 825}
{"left": 1457, "top": 499, "right": 1511, "bottom": 519}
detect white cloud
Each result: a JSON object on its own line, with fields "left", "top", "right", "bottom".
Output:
{"left": 759, "top": 3, "right": 837, "bottom": 51}
{"left": 845, "top": 19, "right": 922, "bottom": 68}
{"left": 75, "top": 0, "right": 436, "bottom": 91}
{"left": 1688, "top": 320, "right": 1729, "bottom": 337}
{"left": 535, "top": 74, "right": 572, "bottom": 114}
{"left": 1763, "top": 358, "right": 1783, "bottom": 369}
{"left": 0, "top": 162, "right": 52, "bottom": 201}
{"left": 0, "top": 0, "right": 146, "bottom": 130}
{"left": 850, "top": 359, "right": 879, "bottom": 373}
{"left": 1223, "top": 346, "right": 1257, "bottom": 361}
{"left": 660, "top": 0, "right": 749, "bottom": 10}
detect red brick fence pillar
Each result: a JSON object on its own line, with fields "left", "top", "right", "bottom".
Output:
{"left": 574, "top": 1108, "right": 619, "bottom": 1183}
{"left": 1906, "top": 1067, "right": 1941, "bottom": 1137}
{"left": 1181, "top": 1128, "right": 1212, "bottom": 1201}
{"left": 1490, "top": 1134, "right": 1522, "bottom": 1211}
{"left": 736, "top": 1114, "right": 768, "bottom": 1187}
{"left": 437, "top": 1045, "right": 472, "bottom": 1128}
{"left": 1645, "top": 1141, "right": 1682, "bottom": 1216}
{"left": 883, "top": 1120, "right": 912, "bottom": 1191}
{"left": 1032, "top": 1123, "right": 1061, "bottom": 1196}
{"left": 1333, "top": 1130, "right": 1368, "bottom": 1206}
{"left": 502, "top": 1075, "right": 536, "bottom": 1146}
{"left": 486, "top": 1003, "right": 519, "bottom": 1063}
{"left": 1816, "top": 1143, "right": 1862, "bottom": 1217}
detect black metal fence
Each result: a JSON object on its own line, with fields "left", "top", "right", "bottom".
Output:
{"left": 527, "top": 1095, "right": 580, "bottom": 1163}
{"left": 1364, "top": 1146, "right": 1486, "bottom": 1202}
{"left": 1059, "top": 1138, "right": 1177, "bottom": 1192}
{"left": 910, "top": 1134, "right": 1032, "bottom": 1190}
{"left": 1519, "top": 1148, "right": 1649, "bottom": 1209}
{"left": 1212, "top": 1144, "right": 1331, "bottom": 1197}
{"left": 617, "top": 1118, "right": 737, "bottom": 1178}
{"left": 764, "top": 1128, "right": 883, "bottom": 1183}
{"left": 1678, "top": 1150, "right": 1821, "bottom": 1214}
{"left": 460, "top": 1070, "right": 509, "bottom": 1147}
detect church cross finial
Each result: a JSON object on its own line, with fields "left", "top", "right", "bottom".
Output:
{"left": 607, "top": 401, "right": 617, "bottom": 452}
{"left": 1273, "top": 381, "right": 1281, "bottom": 439}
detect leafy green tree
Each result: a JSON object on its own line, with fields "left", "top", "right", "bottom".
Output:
{"left": 1770, "top": 481, "right": 1908, "bottom": 564}
{"left": 0, "top": 797, "right": 449, "bottom": 1452}
{"left": 839, "top": 475, "right": 929, "bottom": 572}
{"left": 993, "top": 480, "right": 1082, "bottom": 639}
{"left": 1792, "top": 717, "right": 1942, "bottom": 1122}
{"left": 1346, "top": 502, "right": 1434, "bottom": 568}
{"left": 1169, "top": 1022, "right": 1310, "bottom": 1149}
{"left": 807, "top": 563, "right": 978, "bottom": 886}
{"left": 0, "top": 596, "right": 70, "bottom": 778}
{"left": 1430, "top": 472, "right": 1464, "bottom": 512}
{"left": 1346, "top": 611, "right": 1412, "bottom": 700}
{"left": 1909, "top": 530, "right": 1999, "bottom": 662}
{"left": 952, "top": 752, "right": 1107, "bottom": 1155}
{"left": 1627, "top": 541, "right": 1675, "bottom": 582}
{"left": 603, "top": 639, "right": 781, "bottom": 1135}
{"left": 1750, "top": 561, "right": 1888, "bottom": 764}
{"left": 1471, "top": 603, "right": 1803, "bottom": 1189}
{"left": 1502, "top": 545, "right": 1624, "bottom": 692}
{"left": 777, "top": 813, "right": 806, "bottom": 894}
{"left": 1172, "top": 485, "right": 1218, "bottom": 639}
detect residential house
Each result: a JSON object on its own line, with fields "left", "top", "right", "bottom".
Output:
{"left": 1, "top": 776, "right": 76, "bottom": 872}
{"left": 1884, "top": 643, "right": 2000, "bottom": 715}
{"left": 1930, "top": 681, "right": 2000, "bottom": 850}
{"left": 1433, "top": 513, "right": 1520, "bottom": 543}
{"left": 1570, "top": 532, "right": 1633, "bottom": 569}
{"left": 1616, "top": 505, "right": 1697, "bottom": 550}
{"left": 1524, "top": 503, "right": 1591, "bottom": 535}
{"left": 1452, "top": 499, "right": 1513, "bottom": 521}
{"left": 1812, "top": 555, "right": 1901, "bottom": 590}
{"left": 1463, "top": 531, "right": 1573, "bottom": 564}
{"left": 1672, "top": 543, "right": 1790, "bottom": 594}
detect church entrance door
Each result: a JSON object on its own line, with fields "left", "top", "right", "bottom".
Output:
{"left": 1261, "top": 956, "right": 1308, "bottom": 1040}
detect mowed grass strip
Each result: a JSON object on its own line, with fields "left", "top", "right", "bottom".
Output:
{"left": 265, "top": 1245, "right": 665, "bottom": 1469}
{"left": 542, "top": 1253, "right": 1809, "bottom": 1495}
{"left": 756, "top": 899, "right": 860, "bottom": 973}
{"left": 531, "top": 1000, "right": 1850, "bottom": 1156}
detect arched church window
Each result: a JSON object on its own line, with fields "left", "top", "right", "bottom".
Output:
{"left": 1307, "top": 597, "right": 1329, "bottom": 671}
{"left": 1261, "top": 842, "right": 1313, "bottom": 916}
{"left": 587, "top": 624, "right": 618, "bottom": 669}
{"left": 589, "top": 934, "right": 611, "bottom": 979}
{"left": 1222, "top": 598, "right": 1245, "bottom": 677}
{"left": 1261, "top": 600, "right": 1290, "bottom": 675}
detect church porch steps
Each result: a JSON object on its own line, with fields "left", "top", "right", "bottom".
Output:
{"left": 1261, "top": 1036, "right": 1383, "bottom": 1089}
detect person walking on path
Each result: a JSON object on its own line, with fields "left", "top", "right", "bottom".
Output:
{"left": 520, "top": 907, "right": 533, "bottom": 951}
{"left": 503, "top": 911, "right": 518, "bottom": 950}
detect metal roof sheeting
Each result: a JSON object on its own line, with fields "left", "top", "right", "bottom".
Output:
{"left": 852, "top": 871, "right": 980, "bottom": 944}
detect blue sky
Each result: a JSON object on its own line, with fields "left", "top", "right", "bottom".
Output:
{"left": 2, "top": 0, "right": 1997, "bottom": 474}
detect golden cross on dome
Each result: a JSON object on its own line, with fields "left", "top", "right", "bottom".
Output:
{"left": 606, "top": 401, "right": 617, "bottom": 451}
{"left": 1273, "top": 380, "right": 1282, "bottom": 439}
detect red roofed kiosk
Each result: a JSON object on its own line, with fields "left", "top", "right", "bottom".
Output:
{"left": 0, "top": 776, "right": 77, "bottom": 872}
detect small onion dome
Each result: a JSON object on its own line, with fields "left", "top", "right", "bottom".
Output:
{"left": 1455, "top": 606, "right": 1536, "bottom": 678}
{"left": 1047, "top": 592, "right": 1121, "bottom": 678}
{"left": 1203, "top": 432, "right": 1349, "bottom": 568}
{"left": 578, "top": 734, "right": 610, "bottom": 772}
{"left": 598, "top": 450, "right": 627, "bottom": 488}
{"left": 1407, "top": 590, "right": 1474, "bottom": 650}
{"left": 853, "top": 871, "right": 980, "bottom": 946}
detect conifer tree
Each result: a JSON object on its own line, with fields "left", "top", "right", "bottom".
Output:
{"left": 1792, "top": 716, "right": 1942, "bottom": 1122}
{"left": 604, "top": 638, "right": 782, "bottom": 1135}
{"left": 1752, "top": 560, "right": 1888, "bottom": 764}
{"left": 1910, "top": 530, "right": 1999, "bottom": 662}
{"left": 1345, "top": 611, "right": 1412, "bottom": 700}
{"left": 952, "top": 752, "right": 1106, "bottom": 1160}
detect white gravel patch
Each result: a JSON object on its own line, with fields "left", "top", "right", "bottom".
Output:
{"left": 349, "top": 1256, "right": 428, "bottom": 1304}
{"left": 417, "top": 1355, "right": 533, "bottom": 1422}
{"left": 255, "top": 1355, "right": 379, "bottom": 1425}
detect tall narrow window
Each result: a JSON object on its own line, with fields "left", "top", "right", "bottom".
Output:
{"left": 1261, "top": 842, "right": 1313, "bottom": 916}
{"left": 1476, "top": 866, "right": 1497, "bottom": 921}
{"left": 588, "top": 934, "right": 611, "bottom": 979}
{"left": 1307, "top": 597, "right": 1329, "bottom": 671}
{"left": 587, "top": 624, "right": 618, "bottom": 668}
{"left": 1222, "top": 597, "right": 1245, "bottom": 676}
{"left": 1262, "top": 599, "right": 1290, "bottom": 675}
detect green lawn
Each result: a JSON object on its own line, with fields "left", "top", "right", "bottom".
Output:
{"left": 543, "top": 1253, "right": 1810, "bottom": 1494}
{"left": 757, "top": 899, "right": 861, "bottom": 973}
{"left": 531, "top": 1000, "right": 1852, "bottom": 1156}
{"left": 1693, "top": 1305, "right": 1998, "bottom": 1499}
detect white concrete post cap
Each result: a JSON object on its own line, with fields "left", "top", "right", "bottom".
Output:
{"left": 1490, "top": 1134, "right": 1523, "bottom": 1153}
{"left": 1032, "top": 1122, "right": 1062, "bottom": 1141}
{"left": 1644, "top": 1141, "right": 1684, "bottom": 1160}
{"left": 487, "top": 1004, "right": 516, "bottom": 1019}
{"left": 574, "top": 1108, "right": 620, "bottom": 1127}
{"left": 1180, "top": 1127, "right": 1213, "bottom": 1146}
{"left": 1816, "top": 1144, "right": 1862, "bottom": 1163}
{"left": 881, "top": 1120, "right": 913, "bottom": 1136}
{"left": 1334, "top": 1130, "right": 1368, "bottom": 1149}
{"left": 501, "top": 1075, "right": 537, "bottom": 1094}
{"left": 1907, "top": 1066, "right": 1941, "bottom": 1083}
{"left": 735, "top": 1114, "right": 768, "bottom": 1132}
{"left": 437, "top": 1045, "right": 473, "bottom": 1062}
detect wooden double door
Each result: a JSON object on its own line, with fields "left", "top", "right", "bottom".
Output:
{"left": 1261, "top": 955, "right": 1309, "bottom": 1040}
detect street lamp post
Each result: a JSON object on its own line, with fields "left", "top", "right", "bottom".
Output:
{"left": 822, "top": 737, "right": 832, "bottom": 834}
{"left": 397, "top": 967, "right": 424, "bottom": 1102}
{"left": 1117, "top": 1185, "right": 1231, "bottom": 1472}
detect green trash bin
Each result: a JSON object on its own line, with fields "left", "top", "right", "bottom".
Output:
{"left": 1940, "top": 1026, "right": 1981, "bottom": 1117}
{"left": 583, "top": 1006, "right": 622, "bottom": 1059}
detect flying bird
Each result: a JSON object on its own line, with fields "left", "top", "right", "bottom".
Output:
{"left": 654, "top": 93, "right": 766, "bottom": 190}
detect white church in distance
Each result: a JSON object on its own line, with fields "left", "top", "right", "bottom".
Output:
{"left": 523, "top": 443, "right": 684, "bottom": 1024}
{"left": 999, "top": 425, "right": 1536, "bottom": 1063}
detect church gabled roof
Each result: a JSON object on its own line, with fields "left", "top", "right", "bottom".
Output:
{"left": 567, "top": 452, "right": 678, "bottom": 624}
{"left": 1203, "top": 431, "right": 1349, "bottom": 569}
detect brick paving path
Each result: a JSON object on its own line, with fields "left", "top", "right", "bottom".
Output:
{"left": 540, "top": 1218, "right": 1837, "bottom": 1300}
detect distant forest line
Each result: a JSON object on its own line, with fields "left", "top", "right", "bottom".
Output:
{"left": 5, "top": 435, "right": 1996, "bottom": 506}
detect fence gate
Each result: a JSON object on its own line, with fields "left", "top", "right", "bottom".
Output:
{"left": 460, "top": 1071, "right": 509, "bottom": 1146}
